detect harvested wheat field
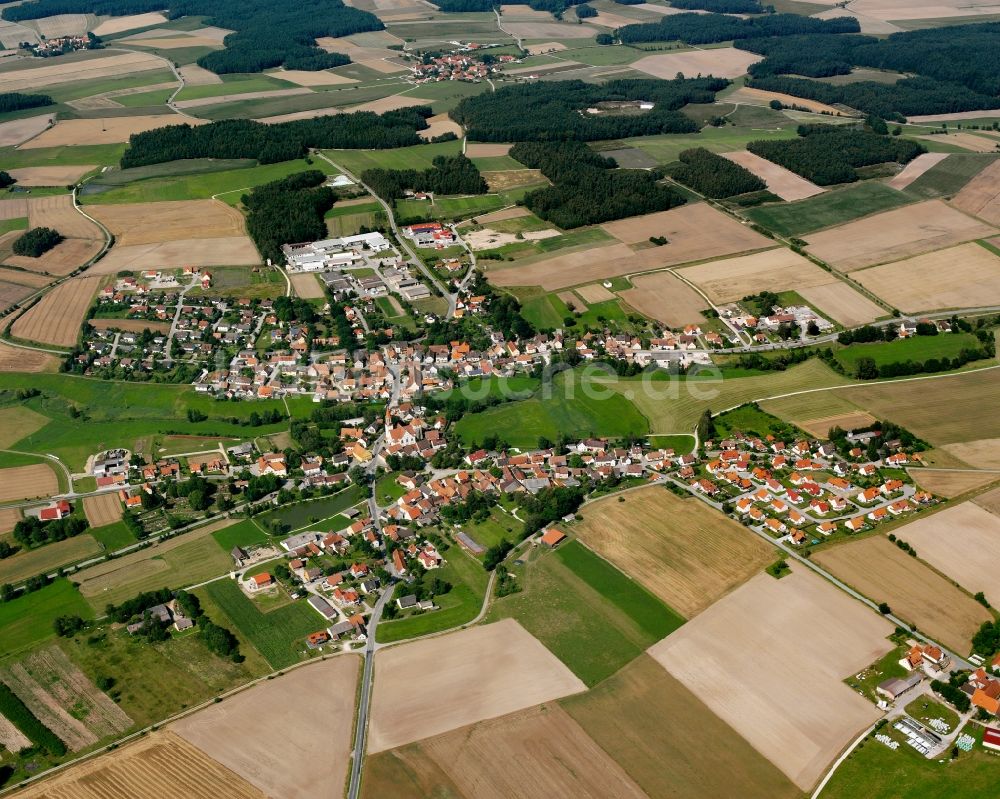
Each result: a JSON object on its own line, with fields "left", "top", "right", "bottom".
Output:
{"left": 575, "top": 487, "right": 773, "bottom": 617}
{"left": 5, "top": 238, "right": 104, "bottom": 276}
{"left": 0, "top": 464, "right": 59, "bottom": 502}
{"left": 631, "top": 47, "right": 760, "bottom": 80}
{"left": 0, "top": 51, "right": 164, "bottom": 93}
{"left": 7, "top": 165, "right": 96, "bottom": 187}
{"left": 919, "top": 132, "right": 999, "bottom": 153}
{"left": 91, "top": 11, "right": 169, "bottom": 35}
{"left": 24, "top": 114, "right": 202, "bottom": 148}
{"left": 575, "top": 282, "right": 615, "bottom": 303}
{"left": 0, "top": 269, "right": 49, "bottom": 289}
{"left": 813, "top": 535, "right": 990, "bottom": 653}
{"left": 364, "top": 703, "right": 647, "bottom": 799}
{"left": 888, "top": 152, "right": 950, "bottom": 190}
{"left": 369, "top": 619, "right": 585, "bottom": 753}
{"left": 129, "top": 35, "right": 225, "bottom": 48}
{"left": 14, "top": 730, "right": 268, "bottom": 799}
{"left": 797, "top": 411, "right": 877, "bottom": 438}
{"left": 0, "top": 339, "right": 59, "bottom": 372}
{"left": 975, "top": 484, "right": 1000, "bottom": 515}
{"left": 678, "top": 248, "right": 833, "bottom": 304}
{"left": 0, "top": 199, "right": 28, "bottom": 221}
{"left": 30, "top": 13, "right": 88, "bottom": 38}
{"left": 179, "top": 63, "right": 223, "bottom": 85}
{"left": 943, "top": 437, "right": 1000, "bottom": 470}
{"left": 723, "top": 150, "right": 825, "bottom": 201}
{"left": 560, "top": 655, "right": 800, "bottom": 799}
{"left": 798, "top": 281, "right": 885, "bottom": 327}
{"left": 92, "top": 237, "right": 260, "bottom": 274}
{"left": 84, "top": 492, "right": 123, "bottom": 527}
{"left": 0, "top": 280, "right": 33, "bottom": 312}
{"left": 466, "top": 143, "right": 513, "bottom": 157}
{"left": 727, "top": 86, "right": 845, "bottom": 116}
{"left": 12, "top": 275, "right": 100, "bottom": 347}
{"left": 174, "top": 657, "right": 358, "bottom": 799}
{"left": 265, "top": 69, "right": 356, "bottom": 87}
{"left": 909, "top": 468, "right": 1000, "bottom": 498}
{"left": 26, "top": 195, "right": 103, "bottom": 240}
{"left": 89, "top": 318, "right": 171, "bottom": 334}
{"left": 89, "top": 200, "right": 247, "bottom": 247}
{"left": 0, "top": 113, "right": 54, "bottom": 147}
{"left": 256, "top": 94, "right": 430, "bottom": 123}
{"left": 805, "top": 200, "right": 996, "bottom": 271}
{"left": 617, "top": 271, "right": 708, "bottom": 327}
{"left": 0, "top": 507, "right": 21, "bottom": 534}
{"left": 853, "top": 242, "right": 1000, "bottom": 312}
{"left": 503, "top": 22, "right": 594, "bottom": 37}
{"left": 289, "top": 272, "right": 324, "bottom": 299}
{"left": 951, "top": 158, "right": 1000, "bottom": 224}
{"left": 472, "top": 205, "right": 527, "bottom": 224}
{"left": 0, "top": 712, "right": 30, "bottom": 753}
{"left": 649, "top": 566, "right": 892, "bottom": 791}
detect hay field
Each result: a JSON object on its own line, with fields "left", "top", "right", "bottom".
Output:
{"left": 722, "top": 150, "right": 825, "bottom": 201}
{"left": 91, "top": 237, "right": 261, "bottom": 273}
{"left": 24, "top": 114, "right": 201, "bottom": 148}
{"left": 797, "top": 411, "right": 877, "bottom": 438}
{"left": 0, "top": 534, "right": 102, "bottom": 586}
{"left": 574, "top": 486, "right": 773, "bottom": 617}
{"left": 89, "top": 200, "right": 247, "bottom": 247}
{"left": 7, "top": 165, "right": 96, "bottom": 186}
{"left": 649, "top": 566, "right": 892, "bottom": 791}
{"left": 84, "top": 492, "right": 123, "bottom": 527}
{"left": 364, "top": 703, "right": 647, "bottom": 799}
{"left": 0, "top": 339, "right": 59, "bottom": 372}
{"left": 561, "top": 654, "right": 801, "bottom": 799}
{"left": 943, "top": 437, "right": 1000, "bottom": 469}
{"left": 951, "top": 158, "right": 1000, "bottom": 224}
{"left": 26, "top": 195, "right": 103, "bottom": 240}
{"left": 289, "top": 272, "right": 324, "bottom": 299}
{"left": 0, "top": 113, "right": 55, "bottom": 147}
{"left": 5, "top": 238, "right": 103, "bottom": 276}
{"left": 798, "top": 281, "right": 885, "bottom": 327}
{"left": 0, "top": 404, "right": 49, "bottom": 445}
{"left": 369, "top": 619, "right": 585, "bottom": 753}
{"left": 14, "top": 730, "right": 268, "bottom": 799}
{"left": 909, "top": 468, "right": 999, "bottom": 498}
{"left": 678, "top": 248, "right": 834, "bottom": 304}
{"left": 12, "top": 275, "right": 101, "bottom": 346}
{"left": 892, "top": 502, "right": 1000, "bottom": 601}
{"left": 805, "top": 200, "right": 996, "bottom": 271}
{"left": 91, "top": 11, "right": 169, "bottom": 35}
{"left": 0, "top": 464, "right": 58, "bottom": 502}
{"left": 0, "top": 507, "right": 21, "bottom": 535}
{"left": 813, "top": 535, "right": 990, "bottom": 653}
{"left": 618, "top": 270, "right": 707, "bottom": 327}
{"left": 853, "top": 242, "right": 1000, "bottom": 312}
{"left": 888, "top": 152, "right": 950, "bottom": 190}
{"left": 174, "top": 658, "right": 358, "bottom": 799}
{"left": 0, "top": 51, "right": 163, "bottom": 93}
{"left": 630, "top": 47, "right": 760, "bottom": 79}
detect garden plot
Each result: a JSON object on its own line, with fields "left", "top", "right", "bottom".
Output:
{"left": 368, "top": 619, "right": 585, "bottom": 753}
{"left": 631, "top": 48, "right": 760, "bottom": 79}
{"left": 951, "top": 158, "right": 1000, "bottom": 225}
{"left": 649, "top": 566, "right": 893, "bottom": 791}
{"left": 723, "top": 150, "right": 825, "bottom": 201}
{"left": 11, "top": 275, "right": 101, "bottom": 346}
{"left": 805, "top": 200, "right": 996, "bottom": 271}
{"left": 0, "top": 113, "right": 55, "bottom": 147}
{"left": 23, "top": 114, "right": 202, "bottom": 148}
{"left": 89, "top": 199, "right": 248, "bottom": 247}
{"left": 0, "top": 51, "right": 164, "bottom": 92}
{"left": 678, "top": 248, "right": 834, "bottom": 304}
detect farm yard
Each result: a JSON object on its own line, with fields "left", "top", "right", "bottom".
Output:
{"left": 11, "top": 276, "right": 101, "bottom": 347}
{"left": 173, "top": 658, "right": 359, "bottom": 799}
{"left": 812, "top": 535, "right": 991, "bottom": 654}
{"left": 572, "top": 486, "right": 774, "bottom": 618}
{"left": 648, "top": 567, "right": 893, "bottom": 791}
{"left": 83, "top": 491, "right": 123, "bottom": 528}
{"left": 0, "top": 463, "right": 59, "bottom": 502}
{"left": 368, "top": 619, "right": 585, "bottom": 753}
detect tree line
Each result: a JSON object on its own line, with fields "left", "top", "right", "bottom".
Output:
{"left": 511, "top": 140, "right": 686, "bottom": 228}
{"left": 362, "top": 154, "right": 488, "bottom": 201}
{"left": 614, "top": 12, "right": 858, "bottom": 45}
{"left": 242, "top": 170, "right": 335, "bottom": 265}
{"left": 450, "top": 78, "right": 726, "bottom": 142}
{"left": 671, "top": 0, "right": 768, "bottom": 12}
{"left": 120, "top": 108, "right": 433, "bottom": 168}
{"left": 746, "top": 124, "right": 923, "bottom": 186}
{"left": 0, "top": 92, "right": 54, "bottom": 113}
{"left": 669, "top": 147, "right": 766, "bottom": 198}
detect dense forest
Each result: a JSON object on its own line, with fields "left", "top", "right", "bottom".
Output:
{"left": 4, "top": 0, "right": 382, "bottom": 74}
{"left": 0, "top": 92, "right": 54, "bottom": 113}
{"left": 362, "top": 154, "right": 488, "bottom": 201}
{"left": 242, "top": 171, "right": 335, "bottom": 265}
{"left": 452, "top": 78, "right": 726, "bottom": 141}
{"left": 615, "top": 13, "right": 858, "bottom": 45}
{"left": 671, "top": 0, "right": 768, "bottom": 12}
{"left": 13, "top": 227, "right": 63, "bottom": 257}
{"left": 747, "top": 124, "right": 923, "bottom": 185}
{"left": 120, "top": 108, "right": 432, "bottom": 168}
{"left": 510, "top": 141, "right": 686, "bottom": 228}
{"left": 670, "top": 148, "right": 766, "bottom": 198}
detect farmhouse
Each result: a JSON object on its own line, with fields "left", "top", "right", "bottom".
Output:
{"left": 245, "top": 573, "right": 273, "bottom": 592}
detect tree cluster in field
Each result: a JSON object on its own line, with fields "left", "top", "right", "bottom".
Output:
{"left": 451, "top": 78, "right": 726, "bottom": 142}
{"left": 615, "top": 12, "right": 857, "bottom": 45}
{"left": 120, "top": 108, "right": 432, "bottom": 168}
{"left": 510, "top": 140, "right": 686, "bottom": 229}
{"left": 0, "top": 682, "right": 66, "bottom": 757}
{"left": 5, "top": 0, "right": 382, "bottom": 75}
{"left": 747, "top": 124, "right": 923, "bottom": 185}
{"left": 362, "top": 154, "right": 487, "bottom": 201}
{"left": 12, "top": 227, "right": 63, "bottom": 257}
{"left": 12, "top": 514, "right": 88, "bottom": 549}
{"left": 0, "top": 92, "right": 54, "bottom": 113}
{"left": 576, "top": 3, "right": 596, "bottom": 17}
{"left": 973, "top": 618, "right": 1000, "bottom": 658}
{"left": 671, "top": 0, "right": 769, "bottom": 12}
{"left": 519, "top": 485, "right": 585, "bottom": 536}
{"left": 0, "top": 171, "right": 13, "bottom": 189}
{"left": 670, "top": 147, "right": 766, "bottom": 198}
{"left": 242, "top": 170, "right": 335, "bottom": 265}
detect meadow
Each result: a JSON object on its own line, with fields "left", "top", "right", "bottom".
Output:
{"left": 0, "top": 579, "right": 93, "bottom": 660}
{"left": 211, "top": 518, "right": 270, "bottom": 551}
{"left": 835, "top": 332, "right": 983, "bottom": 371}
{"left": 325, "top": 140, "right": 462, "bottom": 176}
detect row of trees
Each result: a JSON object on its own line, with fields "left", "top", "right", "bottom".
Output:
{"left": 615, "top": 12, "right": 858, "bottom": 45}
{"left": 746, "top": 124, "right": 923, "bottom": 186}
{"left": 12, "top": 227, "right": 63, "bottom": 257}
{"left": 0, "top": 92, "right": 54, "bottom": 113}
{"left": 451, "top": 78, "right": 725, "bottom": 142}
{"left": 670, "top": 147, "right": 766, "bottom": 198}
{"left": 120, "top": 108, "right": 433, "bottom": 168}
{"left": 510, "top": 141, "right": 686, "bottom": 228}
{"left": 242, "top": 170, "right": 335, "bottom": 264}
{"left": 362, "top": 154, "right": 488, "bottom": 201}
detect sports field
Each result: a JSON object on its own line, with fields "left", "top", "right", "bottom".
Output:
{"left": 813, "top": 535, "right": 991, "bottom": 653}
{"left": 573, "top": 486, "right": 774, "bottom": 617}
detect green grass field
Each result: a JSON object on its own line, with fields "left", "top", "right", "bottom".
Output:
{"left": 211, "top": 518, "right": 270, "bottom": 551}
{"left": 744, "top": 182, "right": 915, "bottom": 237}
{"left": 114, "top": 89, "right": 175, "bottom": 108}
{"left": 201, "top": 579, "right": 321, "bottom": 670}
{"left": 0, "top": 579, "right": 93, "bottom": 660}
{"left": 627, "top": 124, "right": 799, "bottom": 166}
{"left": 89, "top": 521, "right": 136, "bottom": 551}
{"left": 0, "top": 143, "right": 125, "bottom": 170}
{"left": 88, "top": 158, "right": 257, "bottom": 188}
{"left": 0, "top": 535, "right": 102, "bottom": 586}
{"left": 186, "top": 266, "right": 284, "bottom": 299}
{"left": 647, "top": 434, "right": 695, "bottom": 453}
{"left": 903, "top": 153, "right": 999, "bottom": 199}
{"left": 835, "top": 333, "right": 982, "bottom": 371}
{"left": 0, "top": 217, "right": 28, "bottom": 236}
{"left": 439, "top": 374, "right": 540, "bottom": 403}
{"left": 375, "top": 471, "right": 407, "bottom": 505}
{"left": 325, "top": 140, "right": 462, "bottom": 176}
{"left": 174, "top": 73, "right": 296, "bottom": 102}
